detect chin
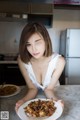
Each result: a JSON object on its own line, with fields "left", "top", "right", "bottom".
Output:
{"left": 33, "top": 55, "right": 43, "bottom": 59}
{"left": 34, "top": 56, "right": 41, "bottom": 59}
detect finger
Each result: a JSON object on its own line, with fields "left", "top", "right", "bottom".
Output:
{"left": 57, "top": 100, "right": 64, "bottom": 109}
{"left": 58, "top": 100, "right": 64, "bottom": 104}
{"left": 50, "top": 97, "right": 58, "bottom": 102}
{"left": 15, "top": 102, "right": 21, "bottom": 113}
{"left": 15, "top": 106, "right": 18, "bottom": 113}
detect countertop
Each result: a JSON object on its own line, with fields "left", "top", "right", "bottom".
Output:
{"left": 0, "top": 61, "right": 17, "bottom": 64}
{"left": 0, "top": 85, "right": 80, "bottom": 120}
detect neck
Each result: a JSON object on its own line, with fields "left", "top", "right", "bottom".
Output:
{"left": 31, "top": 55, "right": 52, "bottom": 65}
{"left": 31, "top": 56, "right": 47, "bottom": 63}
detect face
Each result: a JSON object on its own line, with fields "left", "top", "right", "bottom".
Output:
{"left": 26, "top": 33, "right": 46, "bottom": 59}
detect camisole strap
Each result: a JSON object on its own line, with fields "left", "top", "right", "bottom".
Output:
{"left": 23, "top": 62, "right": 39, "bottom": 88}
{"left": 43, "top": 54, "right": 61, "bottom": 88}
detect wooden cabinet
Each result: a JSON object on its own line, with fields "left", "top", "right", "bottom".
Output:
{"left": 0, "top": 2, "right": 53, "bottom": 14}
{"left": 0, "top": 2, "right": 30, "bottom": 14}
{"left": 0, "top": 64, "right": 5, "bottom": 84}
{"left": 30, "top": 4, "right": 53, "bottom": 15}
{"left": 0, "top": 2, "right": 53, "bottom": 22}
{"left": 0, "top": 64, "right": 26, "bottom": 85}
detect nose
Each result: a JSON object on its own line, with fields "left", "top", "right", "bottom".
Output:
{"left": 32, "top": 45, "right": 37, "bottom": 52}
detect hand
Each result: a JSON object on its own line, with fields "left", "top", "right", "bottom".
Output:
{"left": 57, "top": 100, "right": 64, "bottom": 109}
{"left": 50, "top": 98, "right": 64, "bottom": 109}
{"left": 15, "top": 99, "right": 25, "bottom": 112}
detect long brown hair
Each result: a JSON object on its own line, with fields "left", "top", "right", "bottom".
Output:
{"left": 19, "top": 22, "right": 53, "bottom": 63}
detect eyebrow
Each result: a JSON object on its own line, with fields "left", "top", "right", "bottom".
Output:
{"left": 26, "top": 39, "right": 42, "bottom": 44}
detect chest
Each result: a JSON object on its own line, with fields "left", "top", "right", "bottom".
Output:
{"left": 31, "top": 62, "right": 49, "bottom": 84}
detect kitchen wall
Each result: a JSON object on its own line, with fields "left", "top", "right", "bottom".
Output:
{"left": 0, "top": 9, "right": 80, "bottom": 54}
{"left": 0, "top": 22, "right": 27, "bottom": 54}
{"left": 52, "top": 9, "right": 80, "bottom": 53}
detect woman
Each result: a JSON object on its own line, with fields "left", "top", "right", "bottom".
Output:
{"left": 15, "top": 22, "right": 65, "bottom": 111}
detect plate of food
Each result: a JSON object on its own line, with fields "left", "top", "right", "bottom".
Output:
{"left": 0, "top": 84, "right": 21, "bottom": 98}
{"left": 17, "top": 98, "right": 63, "bottom": 120}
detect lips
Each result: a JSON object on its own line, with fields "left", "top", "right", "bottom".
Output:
{"left": 33, "top": 52, "right": 40, "bottom": 56}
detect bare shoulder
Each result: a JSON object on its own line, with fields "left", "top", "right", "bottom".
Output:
{"left": 17, "top": 55, "right": 20, "bottom": 61}
{"left": 17, "top": 56, "right": 24, "bottom": 66}
{"left": 59, "top": 56, "right": 65, "bottom": 64}
{"left": 17, "top": 55, "right": 23, "bottom": 63}
{"left": 57, "top": 55, "right": 66, "bottom": 68}
{"left": 55, "top": 55, "right": 65, "bottom": 71}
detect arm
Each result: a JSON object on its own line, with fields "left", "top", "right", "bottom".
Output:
{"left": 44, "top": 56, "right": 65, "bottom": 100}
{"left": 15, "top": 56, "right": 38, "bottom": 111}
{"left": 17, "top": 56, "right": 38, "bottom": 101}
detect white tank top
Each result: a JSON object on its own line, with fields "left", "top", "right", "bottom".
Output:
{"left": 23, "top": 53, "right": 61, "bottom": 90}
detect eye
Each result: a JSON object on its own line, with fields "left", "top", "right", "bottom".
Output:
{"left": 36, "top": 39, "right": 41, "bottom": 43}
{"left": 26, "top": 43, "right": 31, "bottom": 47}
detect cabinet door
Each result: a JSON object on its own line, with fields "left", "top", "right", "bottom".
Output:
{"left": 30, "top": 4, "right": 53, "bottom": 15}
{"left": 4, "top": 64, "right": 26, "bottom": 85}
{"left": 0, "top": 64, "right": 5, "bottom": 84}
{"left": 0, "top": 2, "right": 30, "bottom": 14}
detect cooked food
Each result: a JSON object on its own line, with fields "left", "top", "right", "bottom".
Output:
{"left": 24, "top": 99, "right": 57, "bottom": 117}
{"left": 0, "top": 85, "right": 17, "bottom": 96}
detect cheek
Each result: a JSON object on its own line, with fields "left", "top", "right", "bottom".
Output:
{"left": 38, "top": 42, "right": 45, "bottom": 49}
{"left": 27, "top": 47, "right": 32, "bottom": 53}
{"left": 40, "top": 43, "right": 46, "bottom": 51}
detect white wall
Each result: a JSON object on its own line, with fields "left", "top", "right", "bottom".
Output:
{"left": 52, "top": 9, "right": 80, "bottom": 53}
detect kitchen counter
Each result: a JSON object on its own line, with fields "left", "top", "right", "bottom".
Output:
{"left": 0, "top": 61, "right": 17, "bottom": 64}
{"left": 0, "top": 85, "right": 80, "bottom": 120}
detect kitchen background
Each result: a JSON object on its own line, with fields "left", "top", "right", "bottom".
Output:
{"left": 0, "top": 2, "right": 80, "bottom": 85}
{"left": 0, "top": 9, "right": 80, "bottom": 54}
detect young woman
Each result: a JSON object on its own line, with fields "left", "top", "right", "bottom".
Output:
{"left": 15, "top": 22, "right": 65, "bottom": 111}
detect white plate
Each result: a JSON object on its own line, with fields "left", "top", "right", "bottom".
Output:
{"left": 17, "top": 98, "right": 63, "bottom": 120}
{"left": 0, "top": 84, "right": 21, "bottom": 98}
